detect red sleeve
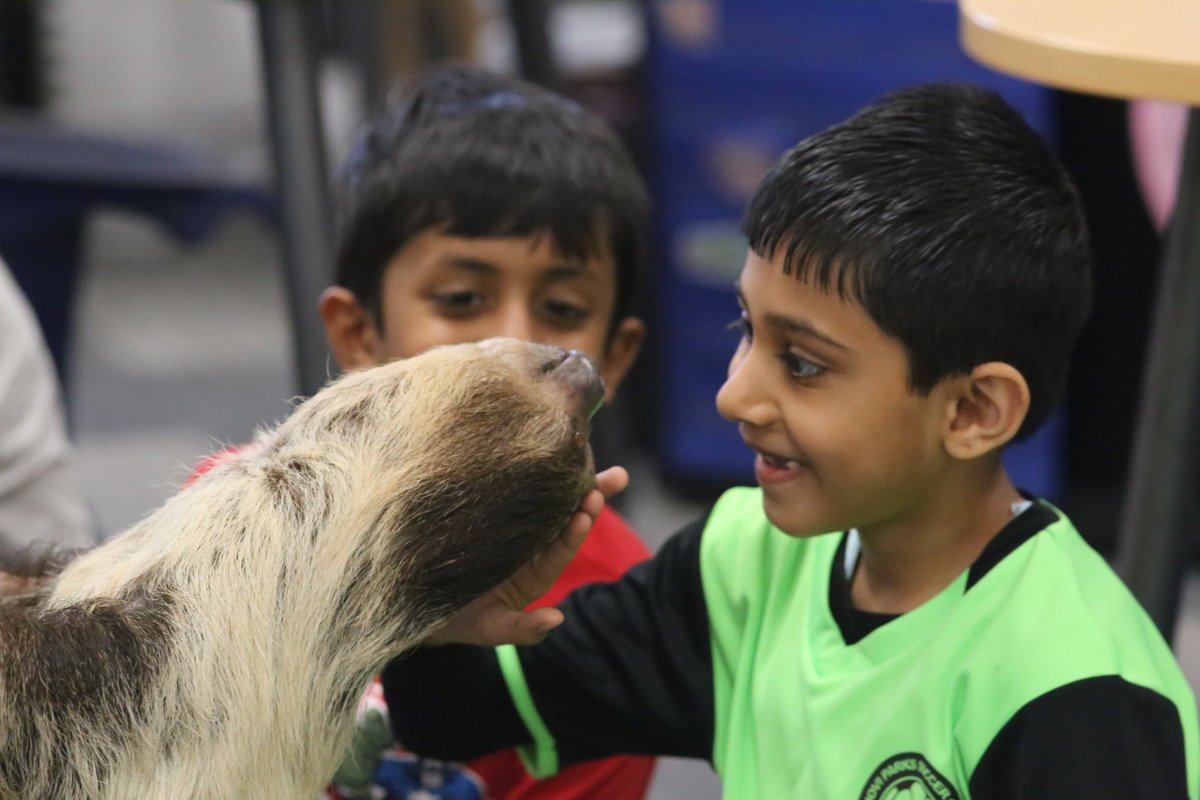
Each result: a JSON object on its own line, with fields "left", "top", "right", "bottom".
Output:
{"left": 468, "top": 504, "right": 656, "bottom": 799}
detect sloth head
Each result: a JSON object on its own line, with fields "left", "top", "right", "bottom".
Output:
{"left": 249, "top": 337, "right": 604, "bottom": 633}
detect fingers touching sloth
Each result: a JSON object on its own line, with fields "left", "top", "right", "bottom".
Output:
{"left": 0, "top": 338, "right": 602, "bottom": 800}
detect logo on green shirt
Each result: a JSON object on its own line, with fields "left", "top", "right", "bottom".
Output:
{"left": 859, "top": 752, "right": 960, "bottom": 800}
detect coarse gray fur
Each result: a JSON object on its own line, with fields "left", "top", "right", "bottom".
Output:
{"left": 0, "top": 338, "right": 598, "bottom": 799}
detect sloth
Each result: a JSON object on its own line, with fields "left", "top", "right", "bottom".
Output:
{"left": 0, "top": 338, "right": 603, "bottom": 800}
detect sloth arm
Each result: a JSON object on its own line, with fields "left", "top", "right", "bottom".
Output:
{"left": 382, "top": 517, "right": 714, "bottom": 767}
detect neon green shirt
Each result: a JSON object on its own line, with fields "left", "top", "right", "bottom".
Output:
{"left": 702, "top": 488, "right": 1198, "bottom": 798}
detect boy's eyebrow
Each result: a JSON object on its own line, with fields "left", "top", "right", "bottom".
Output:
{"left": 735, "top": 286, "right": 849, "bottom": 351}
{"left": 445, "top": 257, "right": 499, "bottom": 275}
{"left": 543, "top": 262, "right": 600, "bottom": 282}
{"left": 444, "top": 256, "right": 599, "bottom": 282}
{"left": 767, "top": 314, "right": 849, "bottom": 351}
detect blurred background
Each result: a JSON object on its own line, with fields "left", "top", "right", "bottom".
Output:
{"left": 0, "top": 2, "right": 1195, "bottom": 797}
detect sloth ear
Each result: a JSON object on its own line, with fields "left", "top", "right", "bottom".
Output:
{"left": 319, "top": 287, "right": 382, "bottom": 373}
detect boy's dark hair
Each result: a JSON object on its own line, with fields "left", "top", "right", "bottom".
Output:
{"left": 743, "top": 82, "right": 1092, "bottom": 440}
{"left": 333, "top": 66, "right": 649, "bottom": 339}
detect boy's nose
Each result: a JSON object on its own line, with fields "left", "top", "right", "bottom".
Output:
{"left": 494, "top": 304, "right": 535, "bottom": 342}
{"left": 716, "top": 348, "right": 776, "bottom": 427}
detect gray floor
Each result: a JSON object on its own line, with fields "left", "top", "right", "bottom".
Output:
{"left": 66, "top": 211, "right": 1200, "bottom": 799}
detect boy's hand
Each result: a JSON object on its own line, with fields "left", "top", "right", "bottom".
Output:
{"left": 423, "top": 466, "right": 629, "bottom": 648}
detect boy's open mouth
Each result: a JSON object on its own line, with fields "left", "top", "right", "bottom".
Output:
{"left": 753, "top": 450, "right": 808, "bottom": 485}
{"left": 740, "top": 429, "right": 810, "bottom": 480}
{"left": 759, "top": 452, "right": 802, "bottom": 470}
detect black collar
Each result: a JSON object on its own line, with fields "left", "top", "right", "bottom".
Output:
{"left": 828, "top": 498, "right": 1059, "bottom": 645}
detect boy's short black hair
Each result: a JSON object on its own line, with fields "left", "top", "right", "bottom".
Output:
{"left": 333, "top": 66, "right": 649, "bottom": 338}
{"left": 743, "top": 83, "right": 1092, "bottom": 440}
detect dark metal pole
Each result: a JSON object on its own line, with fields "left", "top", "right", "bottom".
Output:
{"left": 1116, "top": 108, "right": 1200, "bottom": 642}
{"left": 504, "top": 0, "right": 559, "bottom": 87}
{"left": 253, "top": 0, "right": 334, "bottom": 398}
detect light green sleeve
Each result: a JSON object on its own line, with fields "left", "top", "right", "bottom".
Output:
{"left": 496, "top": 644, "right": 559, "bottom": 778}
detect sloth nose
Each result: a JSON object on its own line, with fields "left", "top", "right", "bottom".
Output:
{"left": 538, "top": 348, "right": 571, "bottom": 375}
{"left": 545, "top": 350, "right": 604, "bottom": 420}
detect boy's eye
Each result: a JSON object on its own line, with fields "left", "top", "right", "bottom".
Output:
{"left": 432, "top": 290, "right": 485, "bottom": 314}
{"left": 779, "top": 351, "right": 823, "bottom": 380}
{"left": 726, "top": 313, "right": 753, "bottom": 341}
{"left": 542, "top": 299, "right": 589, "bottom": 325}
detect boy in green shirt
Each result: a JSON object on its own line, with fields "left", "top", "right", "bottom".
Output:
{"left": 382, "top": 83, "right": 1198, "bottom": 798}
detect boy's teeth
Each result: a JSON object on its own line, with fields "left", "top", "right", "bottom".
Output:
{"left": 763, "top": 453, "right": 797, "bottom": 468}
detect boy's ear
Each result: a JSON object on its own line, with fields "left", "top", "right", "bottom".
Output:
{"left": 318, "top": 287, "right": 382, "bottom": 373}
{"left": 943, "top": 362, "right": 1031, "bottom": 460}
{"left": 598, "top": 317, "right": 645, "bottom": 404}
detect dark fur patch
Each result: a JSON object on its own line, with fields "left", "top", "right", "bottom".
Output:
{"left": 264, "top": 458, "right": 333, "bottom": 540}
{"left": 322, "top": 397, "right": 373, "bottom": 438}
{"left": 386, "top": 444, "right": 589, "bottom": 627}
{"left": 329, "top": 554, "right": 372, "bottom": 647}
{"left": 0, "top": 543, "right": 79, "bottom": 581}
{"left": 266, "top": 459, "right": 310, "bottom": 513}
{"left": 0, "top": 581, "right": 175, "bottom": 793}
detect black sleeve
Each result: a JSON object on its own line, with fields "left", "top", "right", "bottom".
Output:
{"left": 522, "top": 517, "right": 713, "bottom": 765}
{"left": 969, "top": 675, "right": 1191, "bottom": 799}
{"left": 381, "top": 643, "right": 526, "bottom": 762}
{"left": 382, "top": 517, "right": 713, "bottom": 765}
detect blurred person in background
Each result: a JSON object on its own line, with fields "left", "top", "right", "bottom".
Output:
{"left": 0, "top": 257, "right": 92, "bottom": 553}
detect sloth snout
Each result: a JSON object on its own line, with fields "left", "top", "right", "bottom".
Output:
{"left": 537, "top": 348, "right": 571, "bottom": 375}
{"left": 546, "top": 351, "right": 604, "bottom": 421}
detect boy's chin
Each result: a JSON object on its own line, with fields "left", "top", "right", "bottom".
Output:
{"left": 761, "top": 496, "right": 837, "bottom": 539}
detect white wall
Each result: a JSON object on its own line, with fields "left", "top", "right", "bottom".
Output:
{"left": 47, "top": 0, "right": 266, "bottom": 170}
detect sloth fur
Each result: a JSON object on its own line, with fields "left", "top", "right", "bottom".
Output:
{"left": 0, "top": 338, "right": 600, "bottom": 799}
